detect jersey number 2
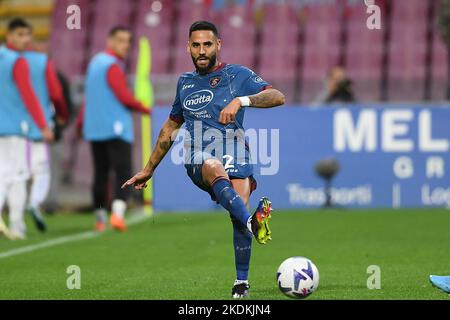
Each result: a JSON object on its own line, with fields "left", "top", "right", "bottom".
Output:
{"left": 223, "top": 155, "right": 235, "bottom": 171}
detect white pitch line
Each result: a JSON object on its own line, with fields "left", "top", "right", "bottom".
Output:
{"left": 0, "top": 213, "right": 151, "bottom": 260}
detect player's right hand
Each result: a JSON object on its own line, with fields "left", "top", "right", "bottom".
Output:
{"left": 121, "top": 170, "right": 153, "bottom": 190}
{"left": 40, "top": 127, "right": 55, "bottom": 143}
{"left": 219, "top": 98, "right": 241, "bottom": 124}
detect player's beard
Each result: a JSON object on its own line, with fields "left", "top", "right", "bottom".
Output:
{"left": 192, "top": 53, "right": 217, "bottom": 75}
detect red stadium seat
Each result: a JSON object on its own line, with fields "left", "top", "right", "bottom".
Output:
{"left": 387, "top": 0, "right": 428, "bottom": 101}
{"left": 50, "top": 0, "right": 91, "bottom": 81}
{"left": 173, "top": 0, "right": 216, "bottom": 74}
{"left": 217, "top": 2, "right": 256, "bottom": 68}
{"left": 48, "top": 0, "right": 446, "bottom": 104}
{"left": 344, "top": 0, "right": 384, "bottom": 102}
{"left": 129, "top": 0, "right": 175, "bottom": 75}
{"left": 259, "top": 3, "right": 298, "bottom": 81}
{"left": 258, "top": 3, "right": 300, "bottom": 103}
{"left": 87, "top": 0, "right": 134, "bottom": 59}
{"left": 431, "top": 0, "right": 448, "bottom": 101}
{"left": 301, "top": 3, "right": 341, "bottom": 104}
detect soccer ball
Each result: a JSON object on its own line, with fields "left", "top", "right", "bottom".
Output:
{"left": 276, "top": 256, "right": 319, "bottom": 299}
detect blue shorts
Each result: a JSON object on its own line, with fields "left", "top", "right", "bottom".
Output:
{"left": 184, "top": 151, "right": 257, "bottom": 202}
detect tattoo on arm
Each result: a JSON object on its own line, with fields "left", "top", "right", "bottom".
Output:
{"left": 146, "top": 160, "right": 156, "bottom": 172}
{"left": 145, "top": 119, "right": 180, "bottom": 173}
{"left": 159, "top": 140, "right": 173, "bottom": 150}
{"left": 248, "top": 88, "right": 285, "bottom": 108}
{"left": 157, "top": 128, "right": 166, "bottom": 141}
{"left": 157, "top": 128, "right": 175, "bottom": 151}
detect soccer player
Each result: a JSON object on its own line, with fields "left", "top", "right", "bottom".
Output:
{"left": 0, "top": 18, "right": 54, "bottom": 240}
{"left": 122, "top": 21, "right": 285, "bottom": 298}
{"left": 78, "top": 26, "right": 150, "bottom": 232}
{"left": 22, "top": 21, "right": 69, "bottom": 232}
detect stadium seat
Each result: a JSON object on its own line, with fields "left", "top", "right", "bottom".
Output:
{"left": 87, "top": 0, "right": 134, "bottom": 59}
{"left": 344, "top": 0, "right": 385, "bottom": 102}
{"left": 47, "top": 0, "right": 447, "bottom": 104}
{"left": 173, "top": 0, "right": 216, "bottom": 74}
{"left": 50, "top": 0, "right": 90, "bottom": 81}
{"left": 259, "top": 2, "right": 298, "bottom": 81}
{"left": 130, "top": 0, "right": 175, "bottom": 75}
{"left": 216, "top": 2, "right": 256, "bottom": 68}
{"left": 263, "top": 3, "right": 300, "bottom": 103}
{"left": 387, "top": 0, "right": 428, "bottom": 101}
{"left": 431, "top": 0, "right": 448, "bottom": 101}
{"left": 301, "top": 3, "right": 341, "bottom": 104}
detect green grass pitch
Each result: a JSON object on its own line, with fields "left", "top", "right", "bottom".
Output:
{"left": 0, "top": 208, "right": 449, "bottom": 299}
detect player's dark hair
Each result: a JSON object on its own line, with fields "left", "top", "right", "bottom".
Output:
{"left": 189, "top": 21, "right": 219, "bottom": 38}
{"left": 108, "top": 26, "right": 131, "bottom": 37}
{"left": 7, "top": 18, "right": 32, "bottom": 32}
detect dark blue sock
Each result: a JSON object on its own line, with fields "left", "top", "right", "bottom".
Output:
{"left": 211, "top": 178, "right": 250, "bottom": 229}
{"left": 232, "top": 218, "right": 252, "bottom": 280}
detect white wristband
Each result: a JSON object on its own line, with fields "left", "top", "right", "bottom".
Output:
{"left": 238, "top": 96, "right": 251, "bottom": 107}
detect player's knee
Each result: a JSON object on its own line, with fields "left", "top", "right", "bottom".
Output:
{"left": 202, "top": 158, "right": 226, "bottom": 182}
{"left": 204, "top": 158, "right": 222, "bottom": 169}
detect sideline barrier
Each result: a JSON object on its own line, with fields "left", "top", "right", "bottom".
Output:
{"left": 151, "top": 104, "right": 450, "bottom": 210}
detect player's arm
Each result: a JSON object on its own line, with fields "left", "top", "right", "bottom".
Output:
{"left": 107, "top": 64, "right": 150, "bottom": 114}
{"left": 13, "top": 57, "right": 54, "bottom": 142}
{"left": 247, "top": 88, "right": 285, "bottom": 108}
{"left": 143, "top": 118, "right": 182, "bottom": 174}
{"left": 46, "top": 60, "right": 69, "bottom": 124}
{"left": 121, "top": 118, "right": 183, "bottom": 190}
{"left": 219, "top": 88, "right": 285, "bottom": 124}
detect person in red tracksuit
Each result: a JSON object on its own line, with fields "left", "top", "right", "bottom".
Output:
{"left": 0, "top": 18, "right": 53, "bottom": 240}
{"left": 23, "top": 24, "right": 70, "bottom": 234}
{"left": 76, "top": 26, "right": 150, "bottom": 232}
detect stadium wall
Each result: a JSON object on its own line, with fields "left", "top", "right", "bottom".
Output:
{"left": 151, "top": 104, "right": 450, "bottom": 211}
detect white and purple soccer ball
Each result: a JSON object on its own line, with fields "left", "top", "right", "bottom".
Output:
{"left": 277, "top": 257, "right": 320, "bottom": 299}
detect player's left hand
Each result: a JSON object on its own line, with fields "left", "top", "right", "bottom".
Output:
{"left": 219, "top": 98, "right": 242, "bottom": 124}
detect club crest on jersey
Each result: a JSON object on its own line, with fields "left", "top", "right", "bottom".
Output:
{"left": 253, "top": 76, "right": 264, "bottom": 83}
{"left": 183, "top": 89, "right": 214, "bottom": 111}
{"left": 209, "top": 76, "right": 222, "bottom": 88}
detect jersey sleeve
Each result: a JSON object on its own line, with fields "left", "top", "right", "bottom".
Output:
{"left": 169, "top": 77, "right": 184, "bottom": 124}
{"left": 236, "top": 67, "right": 272, "bottom": 97}
{"left": 13, "top": 57, "right": 47, "bottom": 129}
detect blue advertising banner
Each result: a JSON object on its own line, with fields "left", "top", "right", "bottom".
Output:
{"left": 151, "top": 104, "right": 450, "bottom": 211}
